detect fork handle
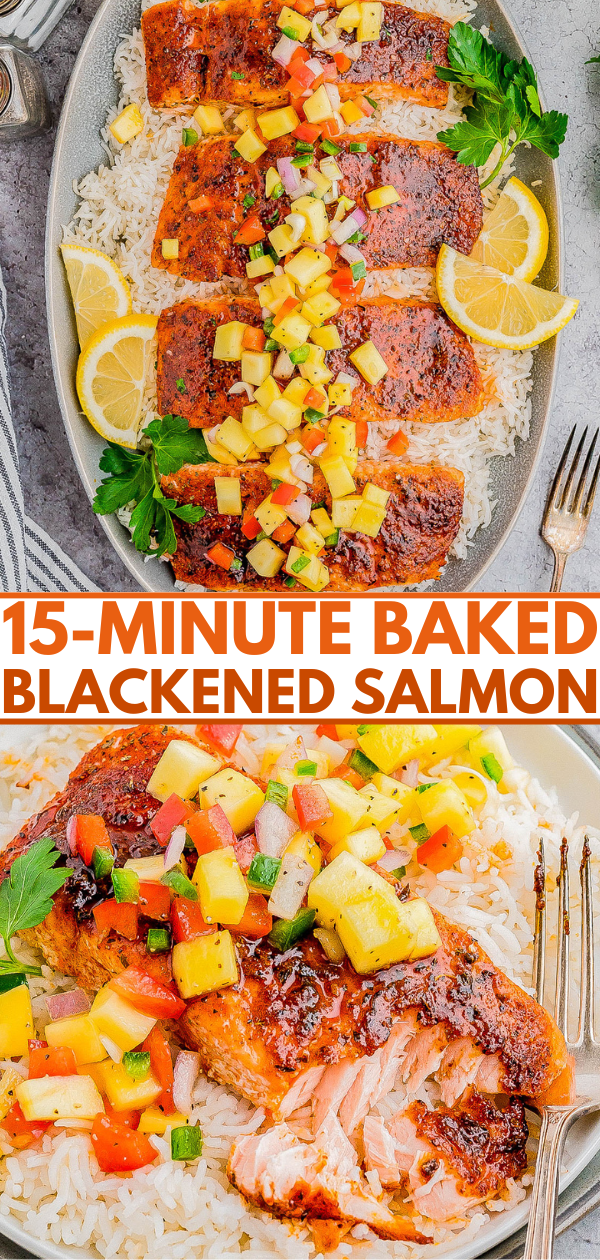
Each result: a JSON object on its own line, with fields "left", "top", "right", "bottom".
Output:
{"left": 523, "top": 1105, "right": 584, "bottom": 1259}
{"left": 550, "top": 551, "right": 568, "bottom": 592}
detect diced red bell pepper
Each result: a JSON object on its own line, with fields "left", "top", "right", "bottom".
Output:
{"left": 293, "top": 121, "right": 321, "bottom": 142}
{"left": 188, "top": 194, "right": 212, "bottom": 213}
{"left": 150, "top": 793, "right": 190, "bottom": 846}
{"left": 271, "top": 519, "right": 297, "bottom": 544}
{"left": 320, "top": 61, "right": 338, "bottom": 82}
{"left": 417, "top": 825, "right": 463, "bottom": 875}
{"left": 91, "top": 1115, "right": 156, "bottom": 1173}
{"left": 324, "top": 240, "right": 338, "bottom": 263}
{"left": 233, "top": 830, "right": 258, "bottom": 874}
{"left": 109, "top": 966, "right": 186, "bottom": 1020}
{"left": 142, "top": 1022, "right": 175, "bottom": 1114}
{"left": 382, "top": 835, "right": 395, "bottom": 851}
{"left": 274, "top": 295, "right": 300, "bottom": 326}
{"left": 104, "top": 1100, "right": 141, "bottom": 1129}
{"left": 271, "top": 481, "right": 300, "bottom": 506}
{"left": 227, "top": 891, "right": 272, "bottom": 938}
{"left": 302, "top": 424, "right": 326, "bottom": 454}
{"left": 206, "top": 542, "right": 235, "bottom": 571}
{"left": 355, "top": 418, "right": 368, "bottom": 448}
{"left": 287, "top": 59, "right": 316, "bottom": 90}
{"left": 139, "top": 881, "right": 172, "bottom": 921}
{"left": 331, "top": 763, "right": 365, "bottom": 789}
{"left": 242, "top": 326, "right": 266, "bottom": 351}
{"left": 387, "top": 429, "right": 409, "bottom": 455}
{"left": 186, "top": 802, "right": 236, "bottom": 855}
{"left": 333, "top": 50, "right": 352, "bottom": 72}
{"left": 289, "top": 95, "right": 307, "bottom": 119}
{"left": 241, "top": 513, "right": 262, "bottom": 540}
{"left": 354, "top": 94, "right": 375, "bottom": 116}
{"left": 303, "top": 386, "right": 326, "bottom": 409}
{"left": 293, "top": 0, "right": 313, "bottom": 13}
{"left": 315, "top": 724, "right": 338, "bottom": 739}
{"left": 292, "top": 782, "right": 333, "bottom": 831}
{"left": 28, "top": 1038, "right": 47, "bottom": 1051}
{"left": 197, "top": 723, "right": 243, "bottom": 756}
{"left": 290, "top": 43, "right": 310, "bottom": 60}
{"left": 28, "top": 1046, "right": 78, "bottom": 1079}
{"left": 321, "top": 116, "right": 341, "bottom": 139}
{"left": 2, "top": 1102, "right": 49, "bottom": 1149}
{"left": 170, "top": 897, "right": 213, "bottom": 943}
{"left": 93, "top": 899, "right": 139, "bottom": 941}
{"left": 69, "top": 814, "right": 112, "bottom": 867}
{"left": 234, "top": 213, "right": 265, "bottom": 245}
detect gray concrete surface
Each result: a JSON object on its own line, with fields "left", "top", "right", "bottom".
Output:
{"left": 0, "top": 0, "right": 599, "bottom": 591}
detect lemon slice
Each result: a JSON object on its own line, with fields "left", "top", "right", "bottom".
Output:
{"left": 436, "top": 245, "right": 578, "bottom": 350}
{"left": 470, "top": 177, "right": 549, "bottom": 282}
{"left": 76, "top": 314, "right": 157, "bottom": 447}
{"left": 61, "top": 243, "right": 132, "bottom": 349}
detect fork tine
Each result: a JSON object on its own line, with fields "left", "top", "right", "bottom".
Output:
{"left": 547, "top": 427, "right": 576, "bottom": 510}
{"left": 558, "top": 427, "right": 588, "bottom": 510}
{"left": 577, "top": 836, "right": 595, "bottom": 1044}
{"left": 571, "top": 429, "right": 599, "bottom": 513}
{"left": 554, "top": 838, "right": 570, "bottom": 1037}
{"left": 583, "top": 454, "right": 600, "bottom": 518}
{"left": 532, "top": 838, "right": 546, "bottom": 1006}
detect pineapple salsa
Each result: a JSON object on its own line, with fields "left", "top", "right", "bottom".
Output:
{"left": 111, "top": 2, "right": 404, "bottom": 590}
{"left": 0, "top": 722, "right": 516, "bottom": 1170}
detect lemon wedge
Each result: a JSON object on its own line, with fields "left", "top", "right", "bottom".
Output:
{"left": 61, "top": 243, "right": 132, "bottom": 349}
{"left": 76, "top": 314, "right": 157, "bottom": 447}
{"left": 436, "top": 245, "right": 578, "bottom": 350}
{"left": 470, "top": 178, "right": 549, "bottom": 282}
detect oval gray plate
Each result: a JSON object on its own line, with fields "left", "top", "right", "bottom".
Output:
{"left": 45, "top": 0, "right": 563, "bottom": 593}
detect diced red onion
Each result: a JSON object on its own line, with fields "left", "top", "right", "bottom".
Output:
{"left": 323, "top": 182, "right": 338, "bottom": 204}
{"left": 293, "top": 176, "right": 317, "bottom": 198}
{"left": 285, "top": 493, "right": 312, "bottom": 525}
{"left": 173, "top": 1050, "right": 200, "bottom": 1117}
{"left": 352, "top": 206, "right": 368, "bottom": 228}
{"left": 285, "top": 213, "right": 305, "bottom": 243}
{"left": 164, "top": 825, "right": 186, "bottom": 871}
{"left": 275, "top": 735, "right": 306, "bottom": 770}
{"left": 328, "top": 40, "right": 344, "bottom": 53}
{"left": 339, "top": 242, "right": 366, "bottom": 264}
{"left": 324, "top": 82, "right": 340, "bottom": 110}
{"left": 261, "top": 306, "right": 272, "bottom": 319}
{"left": 346, "top": 40, "right": 362, "bottom": 60}
{"left": 306, "top": 56, "right": 323, "bottom": 76}
{"left": 286, "top": 440, "right": 302, "bottom": 454}
{"left": 290, "top": 453, "right": 313, "bottom": 482}
{"left": 399, "top": 758, "right": 419, "bottom": 787}
{"left": 228, "top": 381, "right": 255, "bottom": 399}
{"left": 255, "top": 801, "right": 298, "bottom": 857}
{"left": 268, "top": 854, "right": 313, "bottom": 920}
{"left": 311, "top": 441, "right": 327, "bottom": 456}
{"left": 335, "top": 371, "right": 357, "bottom": 388}
{"left": 315, "top": 735, "right": 347, "bottom": 768}
{"left": 272, "top": 34, "right": 300, "bottom": 66}
{"left": 66, "top": 815, "right": 78, "bottom": 856}
{"left": 310, "top": 20, "right": 327, "bottom": 47}
{"left": 206, "top": 424, "right": 220, "bottom": 444}
{"left": 323, "top": 17, "right": 339, "bottom": 33}
{"left": 331, "top": 214, "right": 360, "bottom": 245}
{"left": 277, "top": 156, "right": 300, "bottom": 195}
{"left": 377, "top": 847, "right": 411, "bottom": 872}
{"left": 45, "top": 988, "right": 90, "bottom": 1020}
{"left": 100, "top": 1034, "right": 123, "bottom": 1063}
{"left": 273, "top": 350, "right": 294, "bottom": 379}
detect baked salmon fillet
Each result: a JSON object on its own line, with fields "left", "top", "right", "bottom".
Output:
{"left": 152, "top": 134, "right": 483, "bottom": 284}
{"left": 160, "top": 459, "right": 465, "bottom": 588}
{"left": 157, "top": 296, "right": 484, "bottom": 427}
{"left": 142, "top": 0, "right": 452, "bottom": 111}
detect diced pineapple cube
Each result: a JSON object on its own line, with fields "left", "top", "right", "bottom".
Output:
{"left": 453, "top": 772, "right": 488, "bottom": 809}
{"left": 338, "top": 892, "right": 441, "bottom": 972}
{"left": 362, "top": 482, "right": 390, "bottom": 507}
{"left": 285, "top": 547, "right": 323, "bottom": 589}
{"left": 216, "top": 416, "right": 254, "bottom": 460}
{"left": 320, "top": 155, "right": 343, "bottom": 181}
{"left": 290, "top": 195, "right": 329, "bottom": 245}
{"left": 316, "top": 778, "right": 366, "bottom": 843}
{"left": 233, "top": 128, "right": 267, "bottom": 163}
{"left": 265, "top": 165, "right": 283, "bottom": 197}
{"left": 268, "top": 396, "right": 303, "bottom": 431}
{"left": 336, "top": 0, "right": 361, "bottom": 27}
{"left": 418, "top": 780, "right": 475, "bottom": 838}
{"left": 331, "top": 496, "right": 362, "bottom": 529}
{"left": 303, "top": 273, "right": 332, "bottom": 299}
{"left": 254, "top": 494, "right": 288, "bottom": 535}
{"left": 258, "top": 106, "right": 300, "bottom": 140}
{"left": 254, "top": 375, "right": 281, "bottom": 410}
{"left": 320, "top": 454, "right": 356, "bottom": 498}
{"left": 273, "top": 312, "right": 313, "bottom": 350}
{"left": 351, "top": 500, "right": 386, "bottom": 537}
{"left": 285, "top": 831, "right": 322, "bottom": 874}
{"left": 349, "top": 339, "right": 388, "bottom": 385}
{"left": 269, "top": 223, "right": 297, "bottom": 258}
{"left": 94, "top": 1060, "right": 162, "bottom": 1110}
{"left": 173, "top": 932, "right": 238, "bottom": 999}
{"left": 329, "top": 825, "right": 386, "bottom": 865}
{"left": 277, "top": 4, "right": 313, "bottom": 39}
{"left": 90, "top": 986, "right": 156, "bottom": 1052}
{"left": 371, "top": 773, "right": 415, "bottom": 823}
{"left": 340, "top": 99, "right": 365, "bottom": 125}
{"left": 123, "top": 854, "right": 166, "bottom": 882}
{"left": 327, "top": 417, "right": 356, "bottom": 463}
{"left": 204, "top": 434, "right": 239, "bottom": 464}
{"left": 328, "top": 382, "right": 352, "bottom": 405}
{"left": 241, "top": 350, "right": 273, "bottom": 386}
{"left": 254, "top": 422, "right": 288, "bottom": 450}
{"left": 311, "top": 506, "right": 334, "bottom": 536}
{"left": 234, "top": 108, "right": 256, "bottom": 132}
{"left": 246, "top": 537, "right": 287, "bottom": 577}
{"left": 285, "top": 248, "right": 331, "bottom": 288}
{"left": 146, "top": 740, "right": 221, "bottom": 801}
{"left": 305, "top": 166, "right": 332, "bottom": 197}
{"left": 17, "top": 1075, "right": 104, "bottom": 1122}
{"left": 283, "top": 377, "right": 311, "bottom": 405}
{"left": 139, "top": 1107, "right": 189, "bottom": 1135}
{"left": 468, "top": 727, "right": 513, "bottom": 776}
{"left": 301, "top": 291, "right": 341, "bottom": 327}
{"left": 307, "top": 848, "right": 372, "bottom": 929}
{"left": 357, "top": 784, "right": 399, "bottom": 833}
{"left": 192, "top": 104, "right": 223, "bottom": 135}
{"left": 295, "top": 522, "right": 326, "bottom": 555}
{"left": 193, "top": 846, "right": 249, "bottom": 924}
{"left": 300, "top": 343, "right": 332, "bottom": 386}
{"left": 215, "top": 477, "right": 242, "bottom": 515}
{"left": 0, "top": 1068, "right": 22, "bottom": 1123}
{"left": 426, "top": 725, "right": 483, "bottom": 766}
{"left": 109, "top": 103, "right": 143, "bottom": 144}
{"left": 366, "top": 184, "right": 401, "bottom": 210}
{"left": 246, "top": 254, "right": 275, "bottom": 279}
{"left": 303, "top": 85, "right": 334, "bottom": 124}
{"left": 241, "top": 403, "right": 271, "bottom": 434}
{"left": 213, "top": 321, "right": 247, "bottom": 361}
{"left": 358, "top": 725, "right": 437, "bottom": 775}
{"left": 199, "top": 768, "right": 265, "bottom": 833}
{"left": 357, "top": 0, "right": 382, "bottom": 41}
{"left": 311, "top": 325, "right": 342, "bottom": 351}
{"left": 161, "top": 238, "right": 179, "bottom": 260}
{"left": 46, "top": 1015, "right": 105, "bottom": 1065}
{"left": 271, "top": 272, "right": 297, "bottom": 302}
{"left": 0, "top": 982, "right": 33, "bottom": 1057}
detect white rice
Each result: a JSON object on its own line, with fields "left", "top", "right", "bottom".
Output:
{"left": 0, "top": 723, "right": 598, "bottom": 1258}
{"left": 62, "top": 0, "right": 534, "bottom": 567}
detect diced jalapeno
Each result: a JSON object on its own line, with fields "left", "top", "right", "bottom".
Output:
{"left": 268, "top": 909, "right": 316, "bottom": 952}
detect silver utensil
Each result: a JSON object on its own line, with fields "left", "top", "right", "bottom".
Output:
{"left": 524, "top": 836, "right": 600, "bottom": 1259}
{"left": 542, "top": 426, "right": 600, "bottom": 592}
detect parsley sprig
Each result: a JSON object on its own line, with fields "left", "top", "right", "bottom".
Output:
{"left": 435, "top": 24, "right": 568, "bottom": 188}
{"left": 0, "top": 838, "right": 70, "bottom": 976}
{"left": 93, "top": 414, "right": 215, "bottom": 557}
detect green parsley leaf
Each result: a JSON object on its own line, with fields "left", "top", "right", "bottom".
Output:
{"left": 0, "top": 838, "right": 70, "bottom": 975}
{"left": 145, "top": 414, "right": 214, "bottom": 476}
{"left": 243, "top": 193, "right": 256, "bottom": 209}
{"left": 231, "top": 70, "right": 245, "bottom": 79}
{"left": 175, "top": 377, "right": 186, "bottom": 393}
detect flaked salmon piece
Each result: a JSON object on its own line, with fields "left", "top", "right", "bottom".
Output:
{"left": 152, "top": 134, "right": 483, "bottom": 285}
{"left": 437, "top": 1037, "right": 485, "bottom": 1107}
{"left": 313, "top": 1060, "right": 363, "bottom": 1133}
{"left": 339, "top": 1055, "right": 383, "bottom": 1138}
{"left": 365, "top": 1091, "right": 528, "bottom": 1222}
{"left": 143, "top": 0, "right": 452, "bottom": 111}
{"left": 157, "top": 296, "right": 484, "bottom": 428}
{"left": 402, "top": 1023, "right": 448, "bottom": 1093}
{"left": 475, "top": 1052, "right": 505, "bottom": 1095}
{"left": 228, "top": 1113, "right": 432, "bottom": 1242}
{"left": 279, "top": 1065, "right": 325, "bottom": 1119}
{"left": 335, "top": 1017, "right": 418, "bottom": 1137}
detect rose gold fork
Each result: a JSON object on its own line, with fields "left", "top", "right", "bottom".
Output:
{"left": 541, "top": 427, "right": 600, "bottom": 591}
{"left": 524, "top": 836, "right": 600, "bottom": 1259}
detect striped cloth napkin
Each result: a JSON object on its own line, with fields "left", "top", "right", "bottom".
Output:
{"left": 0, "top": 268, "right": 98, "bottom": 593}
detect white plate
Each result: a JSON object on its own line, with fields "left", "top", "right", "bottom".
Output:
{"left": 0, "top": 723, "right": 599, "bottom": 1259}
